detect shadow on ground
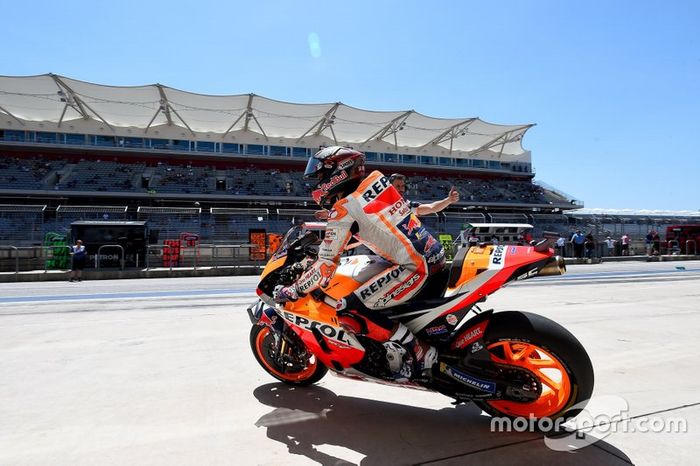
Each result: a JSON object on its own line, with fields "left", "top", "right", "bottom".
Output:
{"left": 253, "top": 383, "right": 632, "bottom": 466}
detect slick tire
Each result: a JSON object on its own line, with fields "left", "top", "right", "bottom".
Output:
{"left": 250, "top": 325, "right": 327, "bottom": 386}
{"left": 473, "top": 311, "right": 594, "bottom": 422}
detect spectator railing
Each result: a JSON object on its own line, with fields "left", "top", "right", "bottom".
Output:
{"left": 145, "top": 243, "right": 258, "bottom": 270}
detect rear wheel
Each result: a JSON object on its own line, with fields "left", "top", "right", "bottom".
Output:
{"left": 473, "top": 311, "right": 594, "bottom": 421}
{"left": 250, "top": 325, "right": 327, "bottom": 386}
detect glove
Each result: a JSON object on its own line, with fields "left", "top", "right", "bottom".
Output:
{"left": 273, "top": 285, "right": 299, "bottom": 303}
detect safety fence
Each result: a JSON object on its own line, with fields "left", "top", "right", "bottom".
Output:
{"left": 2, "top": 204, "right": 699, "bottom": 256}
{"left": 0, "top": 243, "right": 258, "bottom": 273}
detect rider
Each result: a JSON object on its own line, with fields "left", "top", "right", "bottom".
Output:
{"left": 273, "top": 146, "right": 446, "bottom": 380}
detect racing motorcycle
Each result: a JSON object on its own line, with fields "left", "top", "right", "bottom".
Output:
{"left": 247, "top": 225, "right": 594, "bottom": 421}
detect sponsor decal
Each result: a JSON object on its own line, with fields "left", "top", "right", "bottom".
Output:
{"left": 282, "top": 311, "right": 350, "bottom": 344}
{"left": 297, "top": 268, "right": 322, "bottom": 293}
{"left": 327, "top": 199, "right": 348, "bottom": 220}
{"left": 358, "top": 266, "right": 406, "bottom": 299}
{"left": 361, "top": 176, "right": 391, "bottom": 202}
{"left": 517, "top": 268, "right": 539, "bottom": 281}
{"left": 373, "top": 273, "right": 421, "bottom": 307}
{"left": 425, "top": 324, "right": 449, "bottom": 336}
{"left": 452, "top": 321, "right": 488, "bottom": 350}
{"left": 325, "top": 228, "right": 338, "bottom": 240}
{"left": 337, "top": 158, "right": 355, "bottom": 170}
{"left": 446, "top": 314, "right": 458, "bottom": 326}
{"left": 401, "top": 215, "right": 422, "bottom": 236}
{"left": 471, "top": 341, "right": 484, "bottom": 353}
{"left": 427, "top": 248, "right": 445, "bottom": 264}
{"left": 424, "top": 235, "right": 437, "bottom": 253}
{"left": 510, "top": 246, "right": 517, "bottom": 254}
{"left": 443, "top": 364, "right": 497, "bottom": 393}
{"left": 319, "top": 263, "right": 336, "bottom": 288}
{"left": 388, "top": 199, "right": 411, "bottom": 217}
{"left": 491, "top": 245, "right": 506, "bottom": 269}
{"left": 362, "top": 178, "right": 402, "bottom": 214}
{"left": 311, "top": 171, "right": 349, "bottom": 204}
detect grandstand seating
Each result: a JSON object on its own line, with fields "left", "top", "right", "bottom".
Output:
{"left": 59, "top": 160, "right": 145, "bottom": 192}
{"left": 0, "top": 154, "right": 612, "bottom": 249}
{"left": 0, "top": 156, "right": 64, "bottom": 190}
{"left": 1, "top": 155, "right": 567, "bottom": 206}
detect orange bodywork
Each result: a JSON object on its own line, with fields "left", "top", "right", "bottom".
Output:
{"left": 447, "top": 246, "right": 494, "bottom": 294}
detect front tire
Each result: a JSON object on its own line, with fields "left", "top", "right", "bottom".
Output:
{"left": 250, "top": 325, "right": 327, "bottom": 386}
{"left": 473, "top": 311, "right": 594, "bottom": 421}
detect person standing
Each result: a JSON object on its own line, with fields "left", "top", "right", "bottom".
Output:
{"left": 69, "top": 239, "right": 86, "bottom": 282}
{"left": 556, "top": 235, "right": 567, "bottom": 257}
{"left": 604, "top": 236, "right": 616, "bottom": 257}
{"left": 645, "top": 231, "right": 654, "bottom": 256}
{"left": 620, "top": 233, "right": 630, "bottom": 256}
{"left": 652, "top": 231, "right": 661, "bottom": 255}
{"left": 584, "top": 233, "right": 596, "bottom": 259}
{"left": 570, "top": 230, "right": 585, "bottom": 258}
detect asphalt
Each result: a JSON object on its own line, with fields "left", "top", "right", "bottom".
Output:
{"left": 0, "top": 260, "right": 698, "bottom": 465}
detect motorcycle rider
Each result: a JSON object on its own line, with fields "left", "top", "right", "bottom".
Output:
{"left": 273, "top": 146, "right": 446, "bottom": 380}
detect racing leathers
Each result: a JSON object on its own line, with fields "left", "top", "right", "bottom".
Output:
{"left": 278, "top": 170, "right": 445, "bottom": 378}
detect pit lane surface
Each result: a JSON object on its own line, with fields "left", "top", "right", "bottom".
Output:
{"left": 1, "top": 261, "right": 698, "bottom": 465}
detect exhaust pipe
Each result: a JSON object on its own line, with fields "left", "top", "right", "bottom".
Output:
{"left": 538, "top": 256, "right": 566, "bottom": 276}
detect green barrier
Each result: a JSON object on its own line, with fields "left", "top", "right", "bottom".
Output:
{"left": 44, "top": 232, "right": 70, "bottom": 269}
{"left": 439, "top": 234, "right": 454, "bottom": 260}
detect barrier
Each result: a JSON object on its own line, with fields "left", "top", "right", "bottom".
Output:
{"left": 0, "top": 245, "right": 74, "bottom": 273}
{"left": 162, "top": 240, "right": 182, "bottom": 267}
{"left": 667, "top": 240, "right": 680, "bottom": 255}
{"left": 0, "top": 246, "right": 19, "bottom": 273}
{"left": 145, "top": 243, "right": 257, "bottom": 270}
{"left": 44, "top": 246, "right": 73, "bottom": 272}
{"left": 95, "top": 245, "right": 125, "bottom": 270}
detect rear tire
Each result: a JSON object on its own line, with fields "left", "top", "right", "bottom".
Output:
{"left": 473, "top": 311, "right": 594, "bottom": 422}
{"left": 250, "top": 325, "right": 327, "bottom": 386}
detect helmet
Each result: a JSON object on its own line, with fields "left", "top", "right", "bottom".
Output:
{"left": 304, "top": 146, "right": 365, "bottom": 206}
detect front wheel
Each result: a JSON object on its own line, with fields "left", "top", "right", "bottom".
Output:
{"left": 250, "top": 325, "right": 327, "bottom": 386}
{"left": 473, "top": 311, "right": 594, "bottom": 421}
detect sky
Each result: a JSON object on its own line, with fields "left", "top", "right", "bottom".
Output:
{"left": 3, "top": 0, "right": 699, "bottom": 211}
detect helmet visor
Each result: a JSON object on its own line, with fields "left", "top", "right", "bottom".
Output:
{"left": 303, "top": 156, "right": 325, "bottom": 179}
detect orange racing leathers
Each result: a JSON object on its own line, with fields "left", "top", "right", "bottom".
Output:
{"left": 292, "top": 170, "right": 446, "bottom": 340}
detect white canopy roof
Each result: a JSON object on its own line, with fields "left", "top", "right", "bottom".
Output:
{"left": 0, "top": 74, "right": 533, "bottom": 161}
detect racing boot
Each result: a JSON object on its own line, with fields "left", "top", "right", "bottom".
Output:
{"left": 388, "top": 323, "right": 438, "bottom": 381}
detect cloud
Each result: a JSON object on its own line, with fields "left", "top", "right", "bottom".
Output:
{"left": 308, "top": 32, "right": 321, "bottom": 58}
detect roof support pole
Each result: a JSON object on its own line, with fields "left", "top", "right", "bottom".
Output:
{"left": 50, "top": 74, "right": 114, "bottom": 131}
{"left": 243, "top": 94, "right": 255, "bottom": 133}
{"left": 156, "top": 84, "right": 196, "bottom": 137}
{"left": 466, "top": 124, "right": 534, "bottom": 156}
{"left": 421, "top": 118, "right": 477, "bottom": 148}
{"left": 0, "top": 105, "right": 25, "bottom": 126}
{"left": 362, "top": 110, "right": 414, "bottom": 147}
{"left": 221, "top": 98, "right": 252, "bottom": 139}
{"left": 297, "top": 103, "right": 341, "bottom": 141}
{"left": 144, "top": 106, "right": 162, "bottom": 133}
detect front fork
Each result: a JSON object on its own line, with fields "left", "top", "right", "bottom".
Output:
{"left": 247, "top": 299, "right": 304, "bottom": 371}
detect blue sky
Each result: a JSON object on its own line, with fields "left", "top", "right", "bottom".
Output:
{"left": 4, "top": 0, "right": 699, "bottom": 211}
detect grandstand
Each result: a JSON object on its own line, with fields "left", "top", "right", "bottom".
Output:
{"left": 1, "top": 73, "right": 696, "bottom": 260}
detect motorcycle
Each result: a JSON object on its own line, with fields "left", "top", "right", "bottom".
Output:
{"left": 247, "top": 224, "right": 594, "bottom": 421}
